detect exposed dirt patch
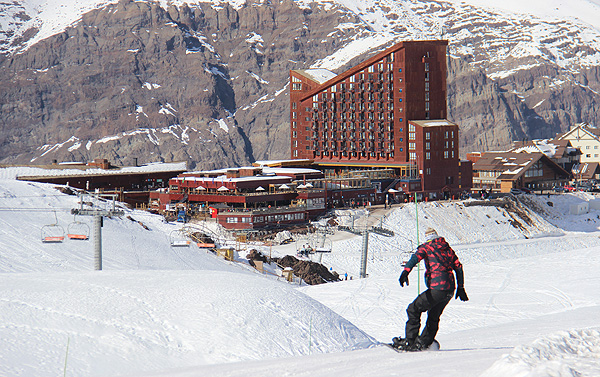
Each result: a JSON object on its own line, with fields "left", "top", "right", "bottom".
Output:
{"left": 274, "top": 255, "right": 340, "bottom": 285}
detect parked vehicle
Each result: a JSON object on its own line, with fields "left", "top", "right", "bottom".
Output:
{"left": 510, "top": 188, "right": 523, "bottom": 195}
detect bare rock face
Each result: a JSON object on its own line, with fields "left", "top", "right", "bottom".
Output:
{"left": 0, "top": 0, "right": 599, "bottom": 168}
{"left": 0, "top": 0, "right": 357, "bottom": 168}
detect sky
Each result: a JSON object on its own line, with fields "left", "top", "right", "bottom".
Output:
{"left": 2, "top": 177, "right": 600, "bottom": 376}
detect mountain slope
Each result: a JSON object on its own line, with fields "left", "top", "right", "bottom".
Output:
{"left": 1, "top": 0, "right": 599, "bottom": 167}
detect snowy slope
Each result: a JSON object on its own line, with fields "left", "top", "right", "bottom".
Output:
{"left": 0, "top": 179, "right": 374, "bottom": 376}
{"left": 0, "top": 271, "right": 374, "bottom": 376}
{"left": 3, "top": 177, "right": 600, "bottom": 376}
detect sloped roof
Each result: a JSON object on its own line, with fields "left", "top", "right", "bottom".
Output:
{"left": 293, "top": 69, "right": 337, "bottom": 84}
{"left": 472, "top": 152, "right": 570, "bottom": 181}
{"left": 558, "top": 123, "right": 600, "bottom": 141}
{"left": 8, "top": 161, "right": 187, "bottom": 180}
{"left": 572, "top": 162, "right": 600, "bottom": 180}
{"left": 409, "top": 119, "right": 457, "bottom": 128}
{"left": 509, "top": 138, "right": 579, "bottom": 158}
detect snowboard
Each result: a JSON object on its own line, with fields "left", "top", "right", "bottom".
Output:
{"left": 384, "top": 339, "right": 440, "bottom": 352}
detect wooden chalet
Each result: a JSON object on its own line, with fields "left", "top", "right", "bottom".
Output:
{"left": 470, "top": 152, "right": 571, "bottom": 193}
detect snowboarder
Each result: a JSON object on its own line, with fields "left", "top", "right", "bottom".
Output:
{"left": 392, "top": 227, "right": 468, "bottom": 351}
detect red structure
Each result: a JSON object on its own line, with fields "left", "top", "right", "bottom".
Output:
{"left": 290, "top": 40, "right": 469, "bottom": 198}
{"left": 148, "top": 166, "right": 328, "bottom": 229}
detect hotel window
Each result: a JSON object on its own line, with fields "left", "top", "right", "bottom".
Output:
{"left": 293, "top": 150, "right": 298, "bottom": 157}
{"left": 226, "top": 217, "right": 238, "bottom": 223}
{"left": 426, "top": 168, "right": 431, "bottom": 175}
{"left": 425, "top": 92, "right": 429, "bottom": 101}
{"left": 292, "top": 131, "right": 297, "bottom": 138}
{"left": 425, "top": 82, "right": 429, "bottom": 91}
{"left": 292, "top": 102, "right": 297, "bottom": 109}
{"left": 409, "top": 133, "right": 415, "bottom": 140}
{"left": 292, "top": 112, "right": 296, "bottom": 119}
{"left": 425, "top": 142, "right": 430, "bottom": 150}
{"left": 425, "top": 132, "right": 430, "bottom": 140}
{"left": 425, "top": 72, "right": 429, "bottom": 81}
{"left": 409, "top": 152, "right": 416, "bottom": 160}
{"left": 409, "top": 143, "right": 416, "bottom": 150}
{"left": 409, "top": 124, "right": 415, "bottom": 132}
{"left": 444, "top": 151, "right": 449, "bottom": 159}
{"left": 426, "top": 152, "right": 431, "bottom": 160}
{"left": 424, "top": 62, "right": 430, "bottom": 71}
{"left": 292, "top": 121, "right": 297, "bottom": 128}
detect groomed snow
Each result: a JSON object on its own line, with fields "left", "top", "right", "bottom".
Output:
{"left": 3, "top": 178, "right": 600, "bottom": 376}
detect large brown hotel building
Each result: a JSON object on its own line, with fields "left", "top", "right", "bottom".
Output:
{"left": 290, "top": 40, "right": 468, "bottom": 195}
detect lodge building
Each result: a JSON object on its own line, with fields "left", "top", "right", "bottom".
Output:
{"left": 289, "top": 40, "right": 469, "bottom": 198}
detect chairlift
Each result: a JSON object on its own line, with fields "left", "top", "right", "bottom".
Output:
{"left": 67, "top": 218, "right": 90, "bottom": 240}
{"left": 314, "top": 238, "right": 333, "bottom": 253}
{"left": 295, "top": 237, "right": 316, "bottom": 257}
{"left": 400, "top": 251, "right": 412, "bottom": 266}
{"left": 41, "top": 212, "right": 65, "bottom": 243}
{"left": 170, "top": 229, "right": 191, "bottom": 247}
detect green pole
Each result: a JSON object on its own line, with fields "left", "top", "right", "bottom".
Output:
{"left": 415, "top": 192, "right": 420, "bottom": 294}
{"left": 63, "top": 337, "right": 70, "bottom": 377}
{"left": 309, "top": 316, "right": 312, "bottom": 354}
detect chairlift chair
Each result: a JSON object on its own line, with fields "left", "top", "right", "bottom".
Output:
{"left": 41, "top": 212, "right": 65, "bottom": 243}
{"left": 170, "top": 229, "right": 191, "bottom": 247}
{"left": 400, "top": 251, "right": 411, "bottom": 266}
{"left": 314, "top": 238, "right": 333, "bottom": 253}
{"left": 67, "top": 220, "right": 90, "bottom": 240}
{"left": 41, "top": 224, "right": 65, "bottom": 243}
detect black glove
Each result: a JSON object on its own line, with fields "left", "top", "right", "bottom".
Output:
{"left": 399, "top": 270, "right": 410, "bottom": 287}
{"left": 455, "top": 287, "right": 469, "bottom": 301}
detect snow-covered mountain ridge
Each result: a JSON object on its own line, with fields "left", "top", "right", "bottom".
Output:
{"left": 3, "top": 0, "right": 600, "bottom": 75}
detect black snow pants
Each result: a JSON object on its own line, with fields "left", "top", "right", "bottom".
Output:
{"left": 405, "top": 288, "right": 453, "bottom": 346}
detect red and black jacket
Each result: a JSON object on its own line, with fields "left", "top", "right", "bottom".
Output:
{"left": 404, "top": 237, "right": 464, "bottom": 291}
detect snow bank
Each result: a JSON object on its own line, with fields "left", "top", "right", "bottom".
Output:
{"left": 0, "top": 270, "right": 375, "bottom": 376}
{"left": 481, "top": 329, "right": 600, "bottom": 377}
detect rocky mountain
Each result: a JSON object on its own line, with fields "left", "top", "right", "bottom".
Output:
{"left": 1, "top": 0, "right": 599, "bottom": 169}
